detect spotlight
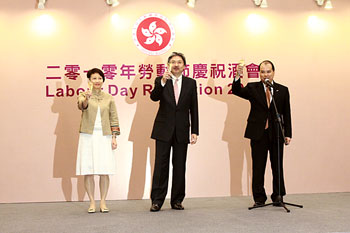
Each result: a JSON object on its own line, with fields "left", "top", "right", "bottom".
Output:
{"left": 106, "top": 0, "right": 119, "bottom": 7}
{"left": 187, "top": 0, "right": 196, "bottom": 8}
{"left": 37, "top": 0, "right": 46, "bottom": 10}
{"left": 315, "top": 0, "right": 332, "bottom": 9}
{"left": 324, "top": 0, "right": 333, "bottom": 9}
{"left": 253, "top": 0, "right": 268, "bottom": 8}
{"left": 260, "top": 0, "right": 268, "bottom": 8}
{"left": 315, "top": 0, "right": 325, "bottom": 6}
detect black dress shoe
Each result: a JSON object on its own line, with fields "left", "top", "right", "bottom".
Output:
{"left": 253, "top": 202, "right": 265, "bottom": 207}
{"left": 171, "top": 203, "right": 184, "bottom": 210}
{"left": 272, "top": 197, "right": 283, "bottom": 207}
{"left": 273, "top": 202, "right": 283, "bottom": 207}
{"left": 150, "top": 204, "right": 161, "bottom": 212}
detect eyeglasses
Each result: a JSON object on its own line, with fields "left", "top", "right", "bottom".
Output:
{"left": 169, "top": 60, "right": 184, "bottom": 65}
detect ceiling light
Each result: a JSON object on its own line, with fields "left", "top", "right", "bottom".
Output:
{"left": 253, "top": 0, "right": 268, "bottom": 8}
{"left": 260, "top": 0, "right": 268, "bottom": 8}
{"left": 187, "top": 0, "right": 196, "bottom": 8}
{"left": 315, "top": 0, "right": 332, "bottom": 9}
{"left": 37, "top": 0, "right": 46, "bottom": 10}
{"left": 315, "top": 0, "right": 325, "bottom": 6}
{"left": 106, "top": 0, "right": 120, "bottom": 7}
{"left": 324, "top": 0, "right": 333, "bottom": 9}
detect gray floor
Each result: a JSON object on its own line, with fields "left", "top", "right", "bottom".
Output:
{"left": 1, "top": 193, "right": 350, "bottom": 233}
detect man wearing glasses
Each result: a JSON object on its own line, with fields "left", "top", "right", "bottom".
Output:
{"left": 149, "top": 52, "right": 199, "bottom": 212}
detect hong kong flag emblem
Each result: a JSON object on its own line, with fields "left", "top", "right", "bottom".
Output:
{"left": 133, "top": 13, "right": 175, "bottom": 56}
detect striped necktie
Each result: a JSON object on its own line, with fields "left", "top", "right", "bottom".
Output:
{"left": 265, "top": 87, "right": 271, "bottom": 129}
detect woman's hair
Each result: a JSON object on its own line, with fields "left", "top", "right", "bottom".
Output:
{"left": 87, "top": 68, "right": 105, "bottom": 82}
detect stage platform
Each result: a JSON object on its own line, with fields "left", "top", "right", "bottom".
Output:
{"left": 1, "top": 193, "right": 349, "bottom": 233}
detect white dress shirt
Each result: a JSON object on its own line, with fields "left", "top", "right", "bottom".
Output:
{"left": 161, "top": 74, "right": 183, "bottom": 95}
{"left": 263, "top": 81, "right": 273, "bottom": 103}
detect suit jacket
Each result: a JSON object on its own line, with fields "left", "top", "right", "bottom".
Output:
{"left": 77, "top": 90, "right": 120, "bottom": 136}
{"left": 232, "top": 79, "right": 292, "bottom": 141}
{"left": 150, "top": 76, "right": 199, "bottom": 143}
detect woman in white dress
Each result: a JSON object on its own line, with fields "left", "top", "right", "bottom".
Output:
{"left": 76, "top": 68, "right": 120, "bottom": 213}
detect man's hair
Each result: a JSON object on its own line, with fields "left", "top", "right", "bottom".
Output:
{"left": 259, "top": 60, "right": 275, "bottom": 72}
{"left": 168, "top": 52, "right": 186, "bottom": 66}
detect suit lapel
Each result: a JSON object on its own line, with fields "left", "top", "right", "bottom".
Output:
{"left": 165, "top": 78, "right": 177, "bottom": 105}
{"left": 256, "top": 82, "right": 268, "bottom": 108}
{"left": 177, "top": 77, "right": 188, "bottom": 106}
{"left": 272, "top": 82, "right": 280, "bottom": 102}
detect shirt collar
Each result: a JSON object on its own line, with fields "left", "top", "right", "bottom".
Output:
{"left": 92, "top": 88, "right": 102, "bottom": 95}
{"left": 172, "top": 74, "right": 182, "bottom": 82}
{"left": 263, "top": 80, "right": 274, "bottom": 92}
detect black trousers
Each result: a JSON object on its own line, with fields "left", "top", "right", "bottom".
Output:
{"left": 250, "top": 129, "right": 286, "bottom": 203}
{"left": 150, "top": 135, "right": 188, "bottom": 207}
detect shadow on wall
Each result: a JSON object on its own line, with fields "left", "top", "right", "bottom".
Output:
{"left": 126, "top": 55, "right": 163, "bottom": 199}
{"left": 52, "top": 76, "right": 85, "bottom": 201}
{"left": 208, "top": 78, "right": 252, "bottom": 196}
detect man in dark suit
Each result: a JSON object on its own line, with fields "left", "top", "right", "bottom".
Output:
{"left": 232, "top": 60, "right": 292, "bottom": 207}
{"left": 149, "top": 52, "right": 199, "bottom": 212}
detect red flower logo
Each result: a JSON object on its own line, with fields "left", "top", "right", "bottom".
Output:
{"left": 142, "top": 21, "right": 167, "bottom": 46}
{"left": 133, "top": 13, "right": 175, "bottom": 56}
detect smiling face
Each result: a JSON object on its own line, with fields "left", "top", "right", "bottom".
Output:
{"left": 89, "top": 72, "right": 104, "bottom": 90}
{"left": 168, "top": 55, "right": 185, "bottom": 77}
{"left": 259, "top": 62, "right": 275, "bottom": 84}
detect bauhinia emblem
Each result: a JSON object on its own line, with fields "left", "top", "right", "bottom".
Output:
{"left": 133, "top": 13, "right": 175, "bottom": 56}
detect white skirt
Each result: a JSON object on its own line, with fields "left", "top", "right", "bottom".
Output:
{"left": 76, "top": 108, "right": 116, "bottom": 175}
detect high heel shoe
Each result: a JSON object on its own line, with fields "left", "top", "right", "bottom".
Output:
{"left": 88, "top": 207, "right": 96, "bottom": 213}
{"left": 100, "top": 207, "right": 109, "bottom": 213}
